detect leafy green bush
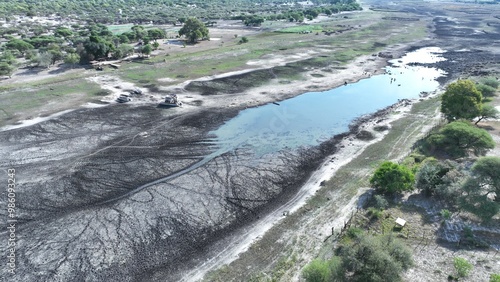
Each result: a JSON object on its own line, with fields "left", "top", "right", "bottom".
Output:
{"left": 453, "top": 257, "right": 473, "bottom": 277}
{"left": 459, "top": 177, "right": 500, "bottom": 221}
{"left": 476, "top": 83, "right": 497, "bottom": 97}
{"left": 490, "top": 274, "right": 500, "bottom": 282}
{"left": 415, "top": 158, "right": 451, "bottom": 196}
{"left": 346, "top": 227, "right": 364, "bottom": 239}
{"left": 479, "top": 76, "right": 499, "bottom": 89}
{"left": 370, "top": 161, "right": 415, "bottom": 194}
{"left": 340, "top": 234, "right": 413, "bottom": 282}
{"left": 302, "top": 257, "right": 343, "bottom": 282}
{"left": 471, "top": 156, "right": 500, "bottom": 199}
{"left": 440, "top": 209, "right": 451, "bottom": 219}
{"left": 367, "top": 207, "right": 383, "bottom": 219}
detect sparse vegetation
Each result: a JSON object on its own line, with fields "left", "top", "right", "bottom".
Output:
{"left": 490, "top": 274, "right": 500, "bottom": 282}
{"left": 302, "top": 232, "right": 413, "bottom": 282}
{"left": 440, "top": 209, "right": 451, "bottom": 219}
{"left": 453, "top": 257, "right": 473, "bottom": 278}
{"left": 302, "top": 257, "right": 343, "bottom": 282}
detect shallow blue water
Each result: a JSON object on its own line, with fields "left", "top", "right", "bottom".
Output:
{"left": 211, "top": 47, "right": 446, "bottom": 156}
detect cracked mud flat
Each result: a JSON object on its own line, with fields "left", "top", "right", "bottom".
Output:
{"left": 0, "top": 104, "right": 320, "bottom": 281}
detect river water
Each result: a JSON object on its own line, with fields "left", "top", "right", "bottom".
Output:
{"left": 211, "top": 47, "right": 446, "bottom": 156}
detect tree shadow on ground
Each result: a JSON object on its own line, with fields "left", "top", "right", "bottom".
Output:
{"left": 48, "top": 64, "right": 85, "bottom": 74}
{"left": 404, "top": 193, "right": 499, "bottom": 253}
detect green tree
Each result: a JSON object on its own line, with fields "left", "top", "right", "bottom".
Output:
{"left": 427, "top": 121, "right": 495, "bottom": 158}
{"left": 0, "top": 62, "right": 15, "bottom": 77}
{"left": 141, "top": 44, "right": 152, "bottom": 56}
{"left": 179, "top": 17, "right": 209, "bottom": 43}
{"left": 47, "top": 44, "right": 63, "bottom": 65}
{"left": 31, "top": 51, "right": 53, "bottom": 68}
{"left": 5, "top": 39, "right": 34, "bottom": 55}
{"left": 471, "top": 156, "right": 500, "bottom": 202}
{"left": 84, "top": 38, "right": 112, "bottom": 61}
{"left": 441, "top": 80, "right": 483, "bottom": 121}
{"left": 370, "top": 161, "right": 415, "bottom": 194}
{"left": 131, "top": 25, "right": 147, "bottom": 40}
{"left": 243, "top": 15, "right": 264, "bottom": 26}
{"left": 113, "top": 44, "right": 134, "bottom": 59}
{"left": 147, "top": 28, "right": 166, "bottom": 41}
{"left": 0, "top": 50, "right": 16, "bottom": 78}
{"left": 64, "top": 53, "right": 80, "bottom": 67}
{"left": 340, "top": 234, "right": 413, "bottom": 282}
{"left": 118, "top": 34, "right": 129, "bottom": 44}
{"left": 152, "top": 41, "right": 160, "bottom": 50}
{"left": 415, "top": 158, "right": 451, "bottom": 196}
{"left": 475, "top": 104, "right": 499, "bottom": 125}
{"left": 0, "top": 50, "right": 16, "bottom": 65}
{"left": 54, "top": 27, "right": 73, "bottom": 39}
{"left": 459, "top": 177, "right": 499, "bottom": 221}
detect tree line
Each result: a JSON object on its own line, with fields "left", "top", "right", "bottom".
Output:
{"left": 0, "top": 22, "right": 171, "bottom": 76}
{"left": 370, "top": 77, "right": 500, "bottom": 220}
{"left": 0, "top": 0, "right": 360, "bottom": 24}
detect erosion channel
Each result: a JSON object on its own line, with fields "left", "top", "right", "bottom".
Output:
{"left": 0, "top": 47, "right": 445, "bottom": 281}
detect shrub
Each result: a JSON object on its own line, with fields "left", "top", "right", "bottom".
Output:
{"left": 440, "top": 209, "right": 451, "bottom": 219}
{"left": 374, "top": 194, "right": 389, "bottom": 209}
{"left": 415, "top": 158, "right": 451, "bottom": 196}
{"left": 367, "top": 207, "right": 383, "bottom": 219}
{"left": 459, "top": 177, "right": 500, "bottom": 221}
{"left": 479, "top": 76, "right": 499, "bottom": 89}
{"left": 490, "top": 274, "right": 500, "bottom": 282}
{"left": 346, "top": 227, "right": 364, "bottom": 239}
{"left": 302, "top": 259, "right": 330, "bottom": 282}
{"left": 340, "top": 234, "right": 413, "bottom": 282}
{"left": 476, "top": 83, "right": 497, "bottom": 97}
{"left": 302, "top": 257, "right": 343, "bottom": 282}
{"left": 453, "top": 257, "right": 473, "bottom": 278}
{"left": 239, "top": 36, "right": 249, "bottom": 44}
{"left": 370, "top": 161, "right": 415, "bottom": 194}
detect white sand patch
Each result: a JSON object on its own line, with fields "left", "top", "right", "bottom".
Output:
{"left": 247, "top": 50, "right": 318, "bottom": 67}
{"left": 0, "top": 109, "right": 75, "bottom": 131}
{"left": 157, "top": 77, "right": 177, "bottom": 83}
